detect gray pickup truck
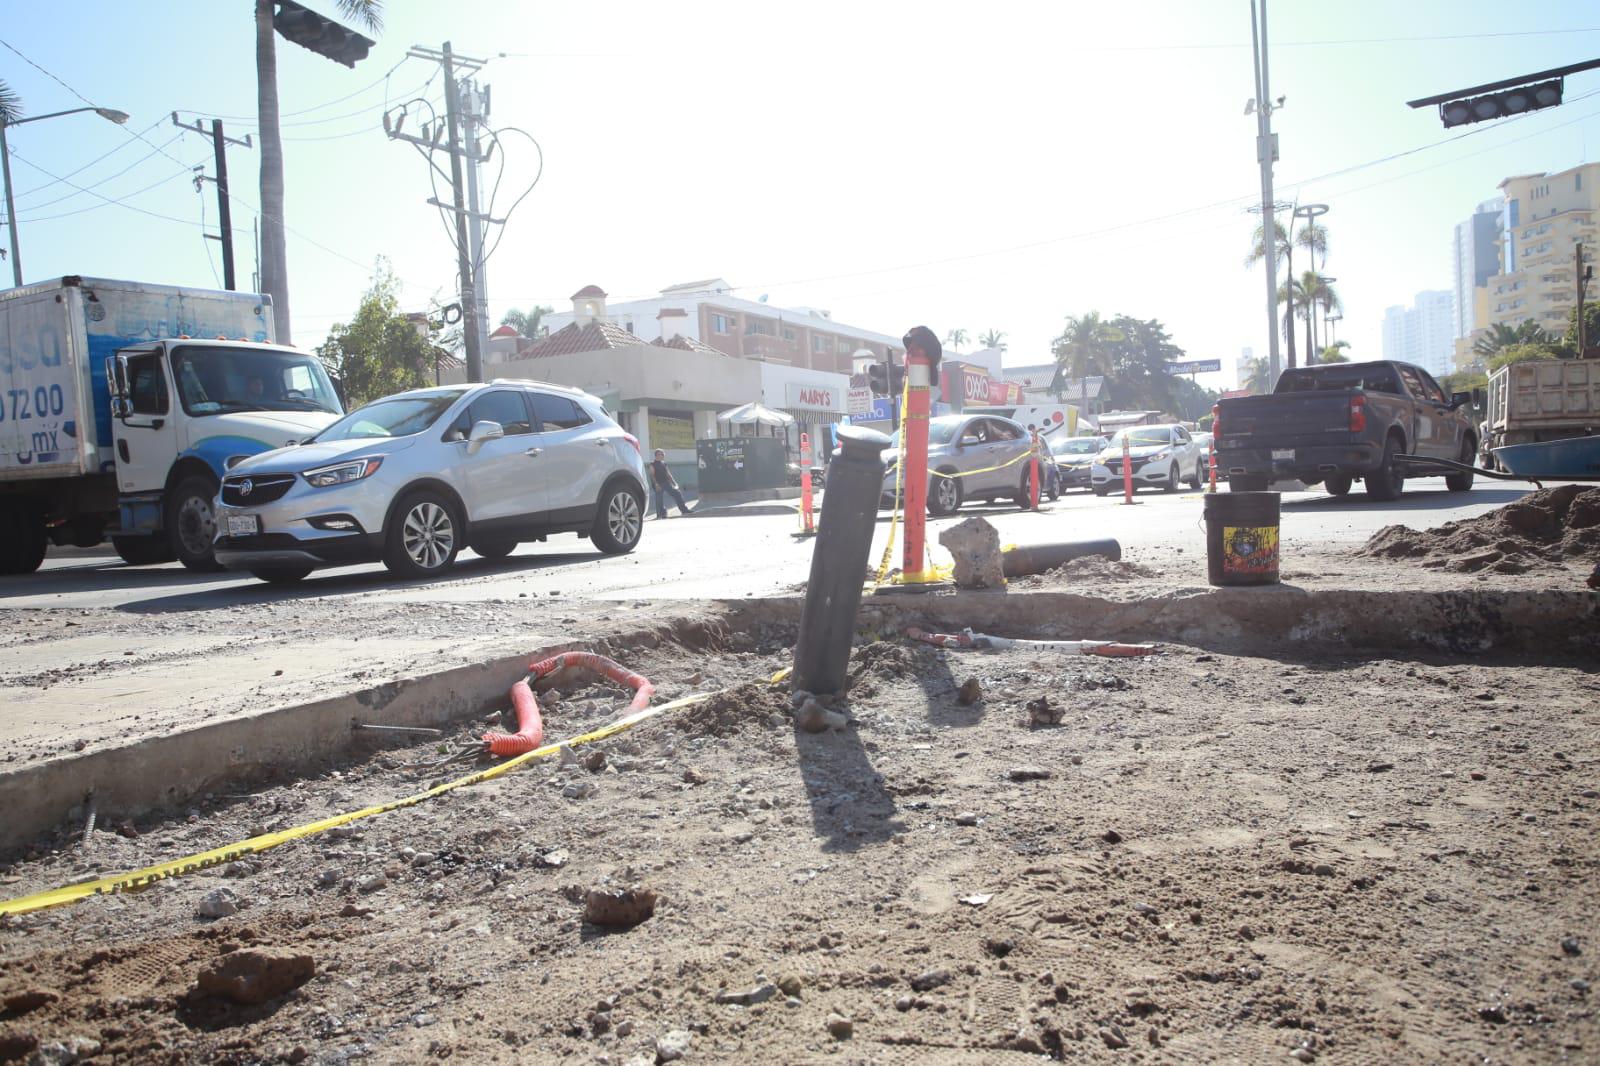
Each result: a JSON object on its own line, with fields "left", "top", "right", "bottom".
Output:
{"left": 1214, "top": 361, "right": 1480, "bottom": 500}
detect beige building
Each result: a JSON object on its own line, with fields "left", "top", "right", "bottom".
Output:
{"left": 1484, "top": 162, "right": 1600, "bottom": 336}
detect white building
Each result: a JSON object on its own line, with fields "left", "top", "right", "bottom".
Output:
{"left": 1381, "top": 291, "right": 1455, "bottom": 377}
{"left": 1452, "top": 197, "right": 1504, "bottom": 340}
{"left": 1235, "top": 346, "right": 1254, "bottom": 389}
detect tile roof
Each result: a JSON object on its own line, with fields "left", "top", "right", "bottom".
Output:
{"left": 652, "top": 333, "right": 725, "bottom": 356}
{"left": 571, "top": 284, "right": 607, "bottom": 298}
{"left": 519, "top": 320, "right": 649, "bottom": 358}
{"left": 490, "top": 324, "right": 520, "bottom": 338}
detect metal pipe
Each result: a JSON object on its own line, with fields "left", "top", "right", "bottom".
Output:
{"left": 792, "top": 426, "right": 890, "bottom": 696}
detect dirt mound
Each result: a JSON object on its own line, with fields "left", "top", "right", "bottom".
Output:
{"left": 847, "top": 640, "right": 942, "bottom": 684}
{"left": 1042, "top": 556, "right": 1156, "bottom": 581}
{"left": 673, "top": 679, "right": 791, "bottom": 737}
{"left": 1358, "top": 485, "right": 1600, "bottom": 575}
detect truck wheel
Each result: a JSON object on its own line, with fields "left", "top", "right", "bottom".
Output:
{"left": 250, "top": 566, "right": 313, "bottom": 585}
{"left": 1445, "top": 441, "right": 1476, "bottom": 492}
{"left": 113, "top": 535, "right": 176, "bottom": 566}
{"left": 1365, "top": 437, "right": 1405, "bottom": 501}
{"left": 929, "top": 472, "right": 962, "bottom": 515}
{"left": 590, "top": 481, "right": 643, "bottom": 555}
{"left": 167, "top": 474, "right": 224, "bottom": 572}
{"left": 1323, "top": 472, "right": 1353, "bottom": 497}
{"left": 384, "top": 490, "right": 462, "bottom": 578}
{"left": 1229, "top": 475, "right": 1268, "bottom": 493}
{"left": 0, "top": 503, "right": 48, "bottom": 576}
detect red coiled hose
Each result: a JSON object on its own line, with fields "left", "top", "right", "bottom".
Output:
{"left": 481, "top": 652, "right": 654, "bottom": 758}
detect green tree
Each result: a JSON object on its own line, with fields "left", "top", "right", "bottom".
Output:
{"left": 501, "top": 305, "right": 552, "bottom": 339}
{"left": 1101, "top": 315, "right": 1183, "bottom": 413}
{"left": 0, "top": 78, "right": 21, "bottom": 125}
{"left": 257, "top": 0, "right": 385, "bottom": 345}
{"left": 944, "top": 327, "right": 969, "bottom": 350}
{"left": 1242, "top": 356, "right": 1274, "bottom": 395}
{"left": 1440, "top": 368, "right": 1488, "bottom": 396}
{"left": 1295, "top": 220, "right": 1328, "bottom": 269}
{"left": 1561, "top": 300, "right": 1600, "bottom": 356}
{"left": 978, "top": 328, "right": 1007, "bottom": 350}
{"left": 1246, "top": 217, "right": 1297, "bottom": 368}
{"left": 1472, "top": 320, "right": 1554, "bottom": 358}
{"left": 1317, "top": 341, "right": 1350, "bottom": 364}
{"left": 1489, "top": 341, "right": 1566, "bottom": 372}
{"left": 317, "top": 262, "right": 437, "bottom": 407}
{"left": 1052, "top": 312, "right": 1123, "bottom": 410}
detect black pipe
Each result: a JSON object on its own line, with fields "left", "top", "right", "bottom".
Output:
{"left": 791, "top": 426, "right": 891, "bottom": 695}
{"left": 1001, "top": 539, "right": 1121, "bottom": 577}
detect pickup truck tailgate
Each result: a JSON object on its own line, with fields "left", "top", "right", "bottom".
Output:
{"left": 1220, "top": 393, "right": 1355, "bottom": 447}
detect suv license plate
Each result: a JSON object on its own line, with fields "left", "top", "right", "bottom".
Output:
{"left": 1271, "top": 449, "right": 1294, "bottom": 461}
{"left": 226, "top": 514, "right": 260, "bottom": 538}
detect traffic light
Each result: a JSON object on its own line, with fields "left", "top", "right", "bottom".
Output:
{"left": 1439, "top": 79, "right": 1561, "bottom": 128}
{"left": 866, "top": 362, "right": 905, "bottom": 398}
{"left": 273, "top": 0, "right": 375, "bottom": 67}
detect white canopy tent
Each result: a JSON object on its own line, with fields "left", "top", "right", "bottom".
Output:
{"left": 716, "top": 402, "right": 795, "bottom": 429}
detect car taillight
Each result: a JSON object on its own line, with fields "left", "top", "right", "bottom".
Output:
{"left": 1349, "top": 394, "right": 1366, "bottom": 433}
{"left": 1211, "top": 403, "right": 1221, "bottom": 440}
{"left": 622, "top": 432, "right": 641, "bottom": 456}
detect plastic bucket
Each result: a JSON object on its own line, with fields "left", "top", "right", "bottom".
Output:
{"left": 1203, "top": 491, "right": 1281, "bottom": 587}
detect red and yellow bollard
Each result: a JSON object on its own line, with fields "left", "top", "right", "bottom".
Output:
{"left": 799, "top": 432, "right": 815, "bottom": 534}
{"left": 1121, "top": 433, "right": 1135, "bottom": 505}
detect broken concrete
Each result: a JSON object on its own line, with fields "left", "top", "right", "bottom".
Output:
{"left": 938, "top": 516, "right": 1005, "bottom": 588}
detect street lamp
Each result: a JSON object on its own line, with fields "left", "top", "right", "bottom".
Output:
{"left": 1, "top": 106, "right": 131, "bottom": 286}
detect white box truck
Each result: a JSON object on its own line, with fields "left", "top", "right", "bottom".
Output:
{"left": 0, "top": 276, "right": 344, "bottom": 574}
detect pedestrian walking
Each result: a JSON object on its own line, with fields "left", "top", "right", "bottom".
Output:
{"left": 651, "top": 449, "right": 692, "bottom": 518}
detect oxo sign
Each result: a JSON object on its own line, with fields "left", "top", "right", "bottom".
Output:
{"left": 962, "top": 372, "right": 991, "bottom": 403}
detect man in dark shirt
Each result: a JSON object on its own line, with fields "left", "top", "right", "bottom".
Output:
{"left": 650, "top": 449, "right": 692, "bottom": 518}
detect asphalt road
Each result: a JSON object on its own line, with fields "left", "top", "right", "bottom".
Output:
{"left": 7, "top": 478, "right": 1538, "bottom": 612}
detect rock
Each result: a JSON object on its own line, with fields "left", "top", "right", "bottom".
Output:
{"left": 583, "top": 750, "right": 607, "bottom": 772}
{"left": 27, "top": 1037, "right": 101, "bottom": 1065}
{"left": 940, "top": 516, "right": 1005, "bottom": 588}
{"left": 982, "top": 936, "right": 1015, "bottom": 958}
{"left": 536, "top": 849, "right": 569, "bottom": 869}
{"left": 585, "top": 886, "right": 657, "bottom": 928}
{"left": 682, "top": 768, "right": 706, "bottom": 785}
{"left": 562, "top": 780, "right": 594, "bottom": 799}
{"left": 2, "top": 989, "right": 57, "bottom": 1014}
{"left": 591, "top": 1012, "right": 612, "bottom": 1036}
{"left": 195, "top": 948, "right": 315, "bottom": 1005}
{"left": 1008, "top": 766, "right": 1052, "bottom": 782}
{"left": 895, "top": 995, "right": 913, "bottom": 1011}
{"left": 1561, "top": 936, "right": 1581, "bottom": 956}
{"left": 1366, "top": 762, "right": 1394, "bottom": 773}
{"left": 778, "top": 975, "right": 803, "bottom": 997}
{"left": 1238, "top": 925, "right": 1256, "bottom": 941}
{"left": 1098, "top": 1025, "right": 1129, "bottom": 1049}
{"left": 1290, "top": 1048, "right": 1316, "bottom": 1063}
{"left": 1027, "top": 696, "right": 1064, "bottom": 725}
{"left": 1477, "top": 1003, "right": 1508, "bottom": 1024}
{"left": 714, "top": 982, "right": 777, "bottom": 1006}
{"left": 826, "top": 1013, "right": 854, "bottom": 1040}
{"left": 796, "top": 698, "right": 846, "bottom": 734}
{"left": 1102, "top": 829, "right": 1123, "bottom": 844}
{"left": 315, "top": 868, "right": 342, "bottom": 887}
{"left": 911, "top": 968, "right": 952, "bottom": 992}
{"left": 656, "top": 1029, "right": 692, "bottom": 1062}
{"left": 411, "top": 851, "right": 436, "bottom": 868}
{"left": 197, "top": 888, "right": 239, "bottom": 919}
{"left": 954, "top": 811, "right": 979, "bottom": 826}
{"left": 616, "top": 1019, "right": 635, "bottom": 1038}
{"left": 956, "top": 677, "right": 983, "bottom": 706}
{"left": 356, "top": 873, "right": 387, "bottom": 894}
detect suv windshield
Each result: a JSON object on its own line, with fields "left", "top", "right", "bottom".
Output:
{"left": 1108, "top": 427, "right": 1172, "bottom": 446}
{"left": 313, "top": 389, "right": 467, "bottom": 442}
{"left": 170, "top": 345, "right": 342, "bottom": 416}
{"left": 1052, "top": 437, "right": 1100, "bottom": 455}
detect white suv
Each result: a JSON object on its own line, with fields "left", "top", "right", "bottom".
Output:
{"left": 1091, "top": 423, "right": 1205, "bottom": 495}
{"left": 214, "top": 380, "right": 649, "bottom": 583}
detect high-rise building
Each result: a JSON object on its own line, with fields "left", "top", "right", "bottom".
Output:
{"left": 1452, "top": 197, "right": 1504, "bottom": 340}
{"left": 1381, "top": 291, "right": 1455, "bottom": 377}
{"left": 1485, "top": 162, "right": 1600, "bottom": 335}
{"left": 1235, "top": 346, "right": 1254, "bottom": 388}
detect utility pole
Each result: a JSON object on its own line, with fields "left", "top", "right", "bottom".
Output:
{"left": 440, "top": 44, "right": 481, "bottom": 382}
{"left": 172, "top": 113, "right": 253, "bottom": 290}
{"left": 1249, "top": 0, "right": 1282, "bottom": 382}
{"left": 461, "top": 80, "right": 491, "bottom": 362}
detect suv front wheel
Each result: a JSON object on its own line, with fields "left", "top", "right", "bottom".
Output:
{"left": 592, "top": 482, "right": 644, "bottom": 555}
{"left": 384, "top": 490, "right": 462, "bottom": 578}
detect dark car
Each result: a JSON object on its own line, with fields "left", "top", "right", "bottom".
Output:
{"left": 1050, "top": 435, "right": 1108, "bottom": 490}
{"left": 1214, "top": 361, "right": 1479, "bottom": 500}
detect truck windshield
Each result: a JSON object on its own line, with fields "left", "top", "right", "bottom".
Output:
{"left": 313, "top": 389, "right": 468, "bottom": 442}
{"left": 169, "top": 345, "right": 342, "bottom": 416}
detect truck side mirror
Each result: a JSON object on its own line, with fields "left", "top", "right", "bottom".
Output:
{"left": 106, "top": 356, "right": 127, "bottom": 398}
{"left": 1450, "top": 391, "right": 1472, "bottom": 409}
{"left": 1471, "top": 387, "right": 1486, "bottom": 407}
{"left": 110, "top": 396, "right": 130, "bottom": 419}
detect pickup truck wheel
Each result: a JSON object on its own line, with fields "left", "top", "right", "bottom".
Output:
{"left": 0, "top": 504, "right": 48, "bottom": 575}
{"left": 1323, "top": 472, "right": 1353, "bottom": 497}
{"left": 1445, "top": 441, "right": 1476, "bottom": 492}
{"left": 249, "top": 566, "right": 313, "bottom": 585}
{"left": 113, "top": 535, "right": 176, "bottom": 566}
{"left": 167, "top": 475, "right": 224, "bottom": 572}
{"left": 1365, "top": 437, "right": 1405, "bottom": 501}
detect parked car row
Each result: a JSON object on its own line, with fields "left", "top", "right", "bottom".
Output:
{"left": 213, "top": 380, "right": 649, "bottom": 584}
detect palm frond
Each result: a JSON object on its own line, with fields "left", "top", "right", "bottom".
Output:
{"left": 334, "top": 0, "right": 384, "bottom": 33}
{"left": 0, "top": 78, "right": 23, "bottom": 125}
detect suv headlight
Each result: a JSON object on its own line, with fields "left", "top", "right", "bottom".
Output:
{"left": 304, "top": 457, "right": 382, "bottom": 488}
{"left": 1148, "top": 450, "right": 1170, "bottom": 461}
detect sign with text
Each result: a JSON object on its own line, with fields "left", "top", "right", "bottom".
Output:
{"left": 846, "top": 386, "right": 874, "bottom": 415}
{"left": 785, "top": 381, "right": 842, "bottom": 412}
{"left": 987, "top": 380, "right": 1023, "bottom": 405}
{"left": 648, "top": 412, "right": 695, "bottom": 450}
{"left": 1165, "top": 359, "right": 1222, "bottom": 375}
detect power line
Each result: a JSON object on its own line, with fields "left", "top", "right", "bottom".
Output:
{"left": 8, "top": 116, "right": 169, "bottom": 201}
{"left": 7, "top": 146, "right": 214, "bottom": 228}
{"left": 14, "top": 133, "right": 185, "bottom": 212}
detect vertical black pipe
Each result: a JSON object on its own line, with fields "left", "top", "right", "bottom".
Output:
{"left": 791, "top": 426, "right": 890, "bottom": 695}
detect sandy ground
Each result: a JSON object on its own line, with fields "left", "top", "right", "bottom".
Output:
{"left": 2, "top": 622, "right": 1597, "bottom": 1064}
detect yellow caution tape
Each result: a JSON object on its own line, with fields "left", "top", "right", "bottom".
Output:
{"left": 768, "top": 666, "right": 792, "bottom": 686}
{"left": 874, "top": 372, "right": 913, "bottom": 587}
{"left": 0, "top": 692, "right": 710, "bottom": 917}
{"left": 928, "top": 448, "right": 1034, "bottom": 480}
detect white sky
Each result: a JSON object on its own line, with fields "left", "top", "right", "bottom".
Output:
{"left": 5, "top": 0, "right": 1600, "bottom": 391}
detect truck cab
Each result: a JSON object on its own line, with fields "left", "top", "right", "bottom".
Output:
{"left": 105, "top": 339, "right": 343, "bottom": 569}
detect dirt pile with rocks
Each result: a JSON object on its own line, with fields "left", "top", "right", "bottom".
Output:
{"left": 1358, "top": 485, "right": 1600, "bottom": 575}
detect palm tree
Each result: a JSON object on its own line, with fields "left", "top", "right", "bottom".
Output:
{"left": 1471, "top": 319, "right": 1554, "bottom": 358}
{"left": 1318, "top": 342, "right": 1350, "bottom": 364}
{"left": 978, "top": 328, "right": 1006, "bottom": 350}
{"left": 1292, "top": 270, "right": 1341, "bottom": 359}
{"left": 0, "top": 78, "right": 21, "bottom": 125}
{"left": 1295, "top": 221, "right": 1328, "bottom": 271}
{"left": 944, "top": 327, "right": 969, "bottom": 351}
{"left": 501, "top": 306, "right": 552, "bottom": 339}
{"left": 1242, "top": 355, "right": 1273, "bottom": 394}
{"left": 1052, "top": 312, "right": 1123, "bottom": 412}
{"left": 257, "top": 0, "right": 385, "bottom": 345}
{"left": 1246, "top": 217, "right": 1297, "bottom": 368}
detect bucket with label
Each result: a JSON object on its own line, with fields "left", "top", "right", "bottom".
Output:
{"left": 1203, "top": 491, "right": 1280, "bottom": 587}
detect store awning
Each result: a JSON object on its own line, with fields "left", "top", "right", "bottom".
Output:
{"left": 716, "top": 401, "right": 795, "bottom": 427}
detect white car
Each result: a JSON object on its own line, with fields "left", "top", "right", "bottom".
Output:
{"left": 1091, "top": 423, "right": 1205, "bottom": 495}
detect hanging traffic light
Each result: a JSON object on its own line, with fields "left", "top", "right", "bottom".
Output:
{"left": 273, "top": 0, "right": 375, "bottom": 67}
{"left": 1438, "top": 80, "right": 1562, "bottom": 128}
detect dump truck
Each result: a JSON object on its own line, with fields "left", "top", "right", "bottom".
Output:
{"left": 0, "top": 276, "right": 343, "bottom": 574}
{"left": 1480, "top": 358, "right": 1599, "bottom": 467}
